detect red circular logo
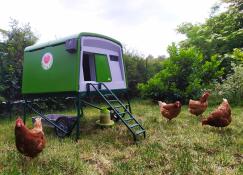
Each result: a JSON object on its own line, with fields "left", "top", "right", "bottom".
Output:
{"left": 41, "top": 53, "right": 53, "bottom": 70}
{"left": 44, "top": 55, "right": 50, "bottom": 64}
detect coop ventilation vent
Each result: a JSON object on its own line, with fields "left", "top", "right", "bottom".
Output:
{"left": 65, "top": 38, "right": 77, "bottom": 53}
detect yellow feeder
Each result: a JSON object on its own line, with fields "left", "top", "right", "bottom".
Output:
{"left": 96, "top": 108, "right": 114, "bottom": 127}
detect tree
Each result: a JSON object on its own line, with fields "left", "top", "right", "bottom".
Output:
{"left": 145, "top": 55, "right": 164, "bottom": 80}
{"left": 178, "top": 0, "right": 242, "bottom": 56}
{"left": 0, "top": 28, "right": 8, "bottom": 102}
{"left": 123, "top": 50, "right": 147, "bottom": 96}
{"left": 0, "top": 19, "right": 38, "bottom": 101}
{"left": 177, "top": 0, "right": 243, "bottom": 77}
{"left": 123, "top": 50, "right": 164, "bottom": 97}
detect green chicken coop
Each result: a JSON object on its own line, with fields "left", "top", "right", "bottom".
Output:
{"left": 22, "top": 32, "right": 145, "bottom": 141}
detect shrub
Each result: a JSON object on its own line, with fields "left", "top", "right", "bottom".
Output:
{"left": 138, "top": 44, "right": 224, "bottom": 102}
{"left": 211, "top": 63, "right": 243, "bottom": 105}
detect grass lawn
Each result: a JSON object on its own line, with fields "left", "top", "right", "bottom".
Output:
{"left": 0, "top": 99, "right": 242, "bottom": 175}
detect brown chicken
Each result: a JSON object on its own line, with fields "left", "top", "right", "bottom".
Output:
{"left": 15, "top": 117, "right": 46, "bottom": 158}
{"left": 188, "top": 92, "right": 210, "bottom": 116}
{"left": 202, "top": 98, "right": 231, "bottom": 127}
{"left": 158, "top": 101, "right": 182, "bottom": 120}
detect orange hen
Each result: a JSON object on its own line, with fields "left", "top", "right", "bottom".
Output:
{"left": 158, "top": 101, "right": 182, "bottom": 120}
{"left": 15, "top": 117, "right": 46, "bottom": 158}
{"left": 202, "top": 98, "right": 231, "bottom": 127}
{"left": 188, "top": 92, "right": 210, "bottom": 116}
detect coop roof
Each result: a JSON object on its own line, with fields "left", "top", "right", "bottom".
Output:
{"left": 24, "top": 32, "right": 122, "bottom": 52}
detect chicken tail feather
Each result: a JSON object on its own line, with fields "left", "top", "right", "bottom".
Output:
{"left": 158, "top": 101, "right": 166, "bottom": 107}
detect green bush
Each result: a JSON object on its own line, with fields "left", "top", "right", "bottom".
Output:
{"left": 211, "top": 63, "right": 243, "bottom": 105}
{"left": 138, "top": 44, "right": 224, "bottom": 102}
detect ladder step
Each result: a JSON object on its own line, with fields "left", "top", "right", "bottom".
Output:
{"left": 109, "top": 99, "right": 118, "bottom": 102}
{"left": 135, "top": 130, "right": 145, "bottom": 135}
{"left": 103, "top": 94, "right": 115, "bottom": 99}
{"left": 114, "top": 105, "right": 123, "bottom": 109}
{"left": 117, "top": 112, "right": 126, "bottom": 115}
{"left": 130, "top": 123, "right": 139, "bottom": 128}
{"left": 104, "top": 94, "right": 113, "bottom": 96}
{"left": 124, "top": 117, "right": 133, "bottom": 122}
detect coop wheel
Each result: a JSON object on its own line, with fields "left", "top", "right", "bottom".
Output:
{"left": 110, "top": 110, "right": 120, "bottom": 122}
{"left": 55, "top": 117, "right": 69, "bottom": 138}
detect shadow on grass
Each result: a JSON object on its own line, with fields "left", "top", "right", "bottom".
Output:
{"left": 207, "top": 127, "right": 233, "bottom": 136}
{"left": 39, "top": 116, "right": 137, "bottom": 147}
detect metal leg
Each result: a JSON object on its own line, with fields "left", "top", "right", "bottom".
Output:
{"left": 7, "top": 102, "right": 12, "bottom": 121}
{"left": 23, "top": 100, "right": 27, "bottom": 124}
{"left": 76, "top": 93, "right": 82, "bottom": 141}
{"left": 10, "top": 103, "right": 12, "bottom": 121}
{"left": 126, "top": 93, "right": 132, "bottom": 114}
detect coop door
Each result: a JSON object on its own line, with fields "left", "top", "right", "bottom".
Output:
{"left": 95, "top": 54, "right": 112, "bottom": 82}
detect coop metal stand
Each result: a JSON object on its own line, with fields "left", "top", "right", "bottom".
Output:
{"left": 22, "top": 94, "right": 84, "bottom": 141}
{"left": 20, "top": 85, "right": 144, "bottom": 142}
{"left": 21, "top": 93, "right": 104, "bottom": 141}
{"left": 76, "top": 93, "right": 82, "bottom": 141}
{"left": 23, "top": 100, "right": 27, "bottom": 124}
{"left": 24, "top": 101, "right": 70, "bottom": 135}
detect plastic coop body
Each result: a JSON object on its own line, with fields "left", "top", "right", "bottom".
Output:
{"left": 22, "top": 33, "right": 127, "bottom": 95}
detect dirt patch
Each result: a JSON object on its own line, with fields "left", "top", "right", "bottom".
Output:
{"left": 234, "top": 153, "right": 243, "bottom": 162}
{"left": 81, "top": 154, "right": 112, "bottom": 175}
{"left": 206, "top": 148, "right": 219, "bottom": 155}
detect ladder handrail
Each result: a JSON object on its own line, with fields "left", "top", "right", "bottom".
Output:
{"left": 98, "top": 83, "right": 145, "bottom": 131}
{"left": 87, "top": 83, "right": 137, "bottom": 135}
{"left": 87, "top": 83, "right": 146, "bottom": 139}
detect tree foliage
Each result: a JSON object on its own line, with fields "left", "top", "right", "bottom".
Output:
{"left": 177, "top": 0, "right": 243, "bottom": 77}
{"left": 123, "top": 50, "right": 163, "bottom": 97}
{"left": 211, "top": 63, "right": 243, "bottom": 105}
{"left": 177, "top": 1, "right": 242, "bottom": 57}
{"left": 139, "top": 0, "right": 242, "bottom": 103}
{"left": 0, "top": 19, "right": 38, "bottom": 102}
{"left": 138, "top": 44, "right": 224, "bottom": 102}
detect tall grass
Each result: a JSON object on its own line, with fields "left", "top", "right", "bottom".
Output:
{"left": 0, "top": 100, "right": 242, "bottom": 174}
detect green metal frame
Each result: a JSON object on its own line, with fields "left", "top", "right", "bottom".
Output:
{"left": 21, "top": 88, "right": 134, "bottom": 141}
{"left": 76, "top": 93, "right": 81, "bottom": 140}
{"left": 23, "top": 94, "right": 84, "bottom": 141}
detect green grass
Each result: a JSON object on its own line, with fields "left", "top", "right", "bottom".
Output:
{"left": 0, "top": 100, "right": 243, "bottom": 175}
